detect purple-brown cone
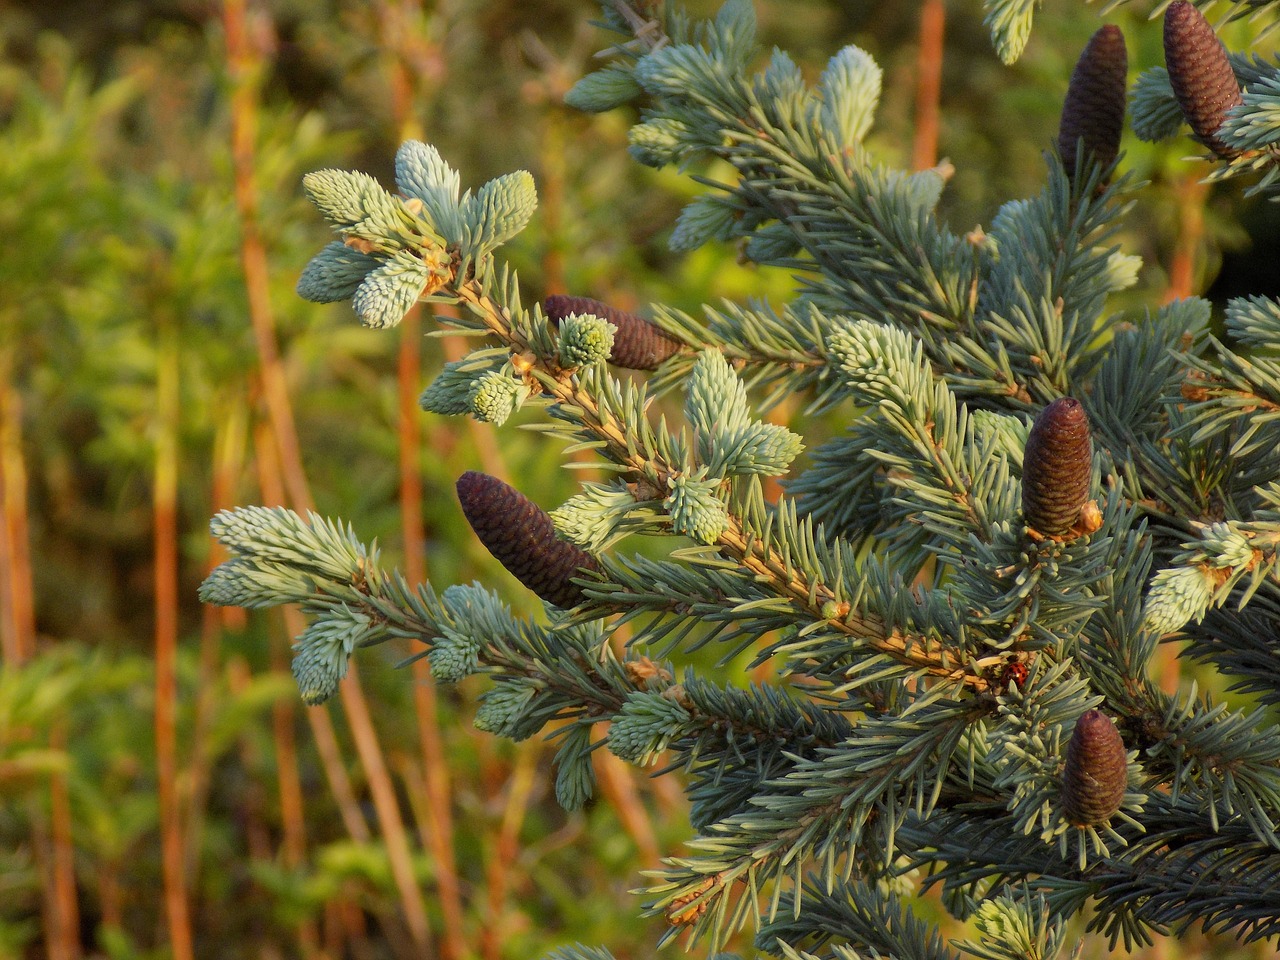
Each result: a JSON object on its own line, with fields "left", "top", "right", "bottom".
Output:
{"left": 544, "top": 294, "right": 682, "bottom": 370}
{"left": 1022, "top": 397, "right": 1092, "bottom": 539}
{"left": 1058, "top": 25, "right": 1128, "bottom": 184}
{"left": 1062, "top": 709, "right": 1128, "bottom": 826}
{"left": 456, "top": 471, "right": 600, "bottom": 608}
{"left": 1164, "top": 1, "right": 1243, "bottom": 159}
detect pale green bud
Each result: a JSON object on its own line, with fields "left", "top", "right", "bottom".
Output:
{"left": 468, "top": 371, "right": 525, "bottom": 426}
{"left": 302, "top": 168, "right": 404, "bottom": 243}
{"left": 972, "top": 410, "right": 1031, "bottom": 466}
{"left": 427, "top": 625, "right": 482, "bottom": 683}
{"left": 1198, "top": 522, "right": 1256, "bottom": 569}
{"left": 714, "top": 422, "right": 803, "bottom": 477}
{"left": 550, "top": 481, "right": 643, "bottom": 552}
{"left": 557, "top": 312, "right": 616, "bottom": 368}
{"left": 291, "top": 605, "right": 376, "bottom": 705}
{"left": 421, "top": 360, "right": 485, "bottom": 416}
{"left": 1143, "top": 564, "right": 1215, "bottom": 635}
{"left": 462, "top": 170, "right": 538, "bottom": 259}
{"left": 608, "top": 691, "right": 691, "bottom": 766}
{"left": 666, "top": 474, "right": 729, "bottom": 544}
{"left": 818, "top": 45, "right": 882, "bottom": 146}
{"left": 199, "top": 558, "right": 314, "bottom": 608}
{"left": 670, "top": 195, "right": 738, "bottom": 252}
{"left": 565, "top": 67, "right": 643, "bottom": 113}
{"left": 628, "top": 117, "right": 691, "bottom": 168}
{"left": 394, "top": 139, "right": 462, "bottom": 236}
{"left": 297, "top": 241, "right": 382, "bottom": 303}
{"left": 744, "top": 223, "right": 802, "bottom": 263}
{"left": 1102, "top": 251, "right": 1143, "bottom": 293}
{"left": 474, "top": 682, "right": 540, "bottom": 740}
{"left": 352, "top": 251, "right": 433, "bottom": 329}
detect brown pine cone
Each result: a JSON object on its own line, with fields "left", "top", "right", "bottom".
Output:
{"left": 544, "top": 294, "right": 682, "bottom": 370}
{"left": 1062, "top": 709, "right": 1128, "bottom": 826}
{"left": 1058, "top": 24, "right": 1128, "bottom": 184}
{"left": 456, "top": 471, "right": 600, "bottom": 608}
{"left": 1022, "top": 397, "right": 1092, "bottom": 539}
{"left": 1164, "top": 1, "right": 1243, "bottom": 159}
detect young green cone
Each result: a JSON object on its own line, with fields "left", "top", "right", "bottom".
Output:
{"left": 1022, "top": 397, "right": 1093, "bottom": 539}
{"left": 1163, "top": 1, "right": 1243, "bottom": 159}
{"left": 1062, "top": 709, "right": 1128, "bottom": 826}
{"left": 544, "top": 294, "right": 682, "bottom": 370}
{"left": 1057, "top": 24, "right": 1128, "bottom": 184}
{"left": 456, "top": 471, "right": 601, "bottom": 608}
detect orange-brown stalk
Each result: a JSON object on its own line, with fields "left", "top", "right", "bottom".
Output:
{"left": 221, "top": 0, "right": 431, "bottom": 948}
{"left": 912, "top": 0, "right": 946, "bottom": 171}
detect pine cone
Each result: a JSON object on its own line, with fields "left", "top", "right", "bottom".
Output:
{"left": 1058, "top": 24, "right": 1128, "bottom": 184}
{"left": 1164, "top": 1, "right": 1243, "bottom": 159}
{"left": 1022, "top": 397, "right": 1092, "bottom": 539}
{"left": 1062, "top": 709, "right": 1128, "bottom": 826}
{"left": 544, "top": 294, "right": 682, "bottom": 370}
{"left": 456, "top": 471, "right": 600, "bottom": 608}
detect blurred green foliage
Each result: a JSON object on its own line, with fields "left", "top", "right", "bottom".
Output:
{"left": 1, "top": 0, "right": 1277, "bottom": 957}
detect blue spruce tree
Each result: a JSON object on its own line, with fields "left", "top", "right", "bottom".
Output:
{"left": 203, "top": 1, "right": 1280, "bottom": 955}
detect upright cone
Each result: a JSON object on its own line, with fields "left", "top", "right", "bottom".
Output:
{"left": 1164, "top": 1, "right": 1243, "bottom": 158}
{"left": 1062, "top": 709, "right": 1128, "bottom": 826}
{"left": 1058, "top": 24, "right": 1128, "bottom": 185}
{"left": 1022, "top": 397, "right": 1093, "bottom": 539}
{"left": 456, "top": 471, "right": 600, "bottom": 608}
{"left": 545, "top": 294, "right": 683, "bottom": 370}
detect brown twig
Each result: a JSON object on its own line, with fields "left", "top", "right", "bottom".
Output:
{"left": 48, "top": 721, "right": 81, "bottom": 960}
{"left": 254, "top": 418, "right": 372, "bottom": 834}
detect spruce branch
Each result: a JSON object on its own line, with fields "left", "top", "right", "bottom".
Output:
{"left": 761, "top": 879, "right": 961, "bottom": 960}
{"left": 200, "top": 1, "right": 1280, "bottom": 954}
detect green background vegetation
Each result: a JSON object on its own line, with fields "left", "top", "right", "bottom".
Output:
{"left": 1, "top": 0, "right": 1276, "bottom": 957}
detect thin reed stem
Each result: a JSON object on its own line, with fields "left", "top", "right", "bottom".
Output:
{"left": 912, "top": 0, "right": 946, "bottom": 171}
{"left": 222, "top": 0, "right": 430, "bottom": 949}
{"left": 480, "top": 743, "right": 542, "bottom": 960}
{"left": 154, "top": 309, "right": 194, "bottom": 960}
{"left": 0, "top": 345, "right": 36, "bottom": 664}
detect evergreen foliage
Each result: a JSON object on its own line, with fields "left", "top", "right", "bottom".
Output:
{"left": 203, "top": 1, "right": 1280, "bottom": 957}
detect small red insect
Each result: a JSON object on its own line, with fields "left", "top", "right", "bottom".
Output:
{"left": 1000, "top": 660, "right": 1029, "bottom": 690}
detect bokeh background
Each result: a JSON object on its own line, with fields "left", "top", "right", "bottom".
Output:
{"left": 2, "top": 0, "right": 1278, "bottom": 958}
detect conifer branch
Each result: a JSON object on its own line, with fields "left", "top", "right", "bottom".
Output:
{"left": 201, "top": 1, "right": 1280, "bottom": 954}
